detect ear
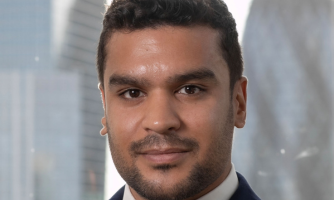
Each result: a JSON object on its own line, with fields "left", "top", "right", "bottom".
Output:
{"left": 233, "top": 76, "right": 247, "bottom": 128}
{"left": 99, "top": 83, "right": 108, "bottom": 136}
{"left": 100, "top": 116, "right": 108, "bottom": 136}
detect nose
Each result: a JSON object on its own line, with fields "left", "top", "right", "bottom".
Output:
{"left": 142, "top": 91, "right": 181, "bottom": 134}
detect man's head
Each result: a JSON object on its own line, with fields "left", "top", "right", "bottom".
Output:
{"left": 97, "top": 0, "right": 243, "bottom": 92}
{"left": 97, "top": 1, "right": 247, "bottom": 200}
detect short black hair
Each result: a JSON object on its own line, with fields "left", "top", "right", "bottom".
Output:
{"left": 97, "top": 0, "right": 243, "bottom": 91}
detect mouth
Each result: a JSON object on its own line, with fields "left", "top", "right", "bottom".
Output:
{"left": 138, "top": 148, "right": 190, "bottom": 165}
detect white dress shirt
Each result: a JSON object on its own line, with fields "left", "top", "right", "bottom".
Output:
{"left": 122, "top": 163, "right": 239, "bottom": 200}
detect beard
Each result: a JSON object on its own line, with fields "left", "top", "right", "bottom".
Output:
{"left": 107, "top": 105, "right": 234, "bottom": 200}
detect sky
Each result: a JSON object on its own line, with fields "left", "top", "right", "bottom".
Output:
{"left": 103, "top": 0, "right": 254, "bottom": 199}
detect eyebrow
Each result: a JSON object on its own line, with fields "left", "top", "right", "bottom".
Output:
{"left": 169, "top": 68, "right": 217, "bottom": 84}
{"left": 108, "top": 75, "right": 150, "bottom": 88}
{"left": 108, "top": 68, "right": 217, "bottom": 88}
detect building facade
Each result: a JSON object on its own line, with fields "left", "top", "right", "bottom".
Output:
{"left": 233, "top": 0, "right": 333, "bottom": 199}
{"left": 0, "top": 0, "right": 106, "bottom": 200}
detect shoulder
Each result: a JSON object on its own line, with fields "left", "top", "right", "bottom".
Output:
{"left": 109, "top": 186, "right": 125, "bottom": 200}
{"left": 230, "top": 172, "right": 261, "bottom": 200}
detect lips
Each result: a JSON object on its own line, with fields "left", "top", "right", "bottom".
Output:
{"left": 139, "top": 148, "right": 190, "bottom": 165}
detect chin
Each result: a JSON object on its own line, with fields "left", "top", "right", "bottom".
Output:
{"left": 125, "top": 162, "right": 222, "bottom": 200}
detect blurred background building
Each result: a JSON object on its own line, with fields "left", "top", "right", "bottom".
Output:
{"left": 1, "top": 0, "right": 333, "bottom": 200}
{"left": 0, "top": 0, "right": 106, "bottom": 200}
{"left": 233, "top": 0, "right": 334, "bottom": 199}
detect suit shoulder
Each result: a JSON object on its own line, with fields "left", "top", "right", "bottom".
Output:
{"left": 230, "top": 172, "right": 261, "bottom": 200}
{"left": 109, "top": 186, "right": 125, "bottom": 200}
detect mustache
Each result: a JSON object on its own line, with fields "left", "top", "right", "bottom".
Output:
{"left": 130, "top": 134, "right": 199, "bottom": 154}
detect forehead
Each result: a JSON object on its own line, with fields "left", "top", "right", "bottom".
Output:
{"left": 104, "top": 26, "right": 227, "bottom": 86}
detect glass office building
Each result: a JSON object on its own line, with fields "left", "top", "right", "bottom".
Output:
{"left": 0, "top": 0, "right": 106, "bottom": 199}
{"left": 233, "top": 0, "right": 333, "bottom": 199}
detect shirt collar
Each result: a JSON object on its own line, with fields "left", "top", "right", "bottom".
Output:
{"left": 123, "top": 184, "right": 135, "bottom": 200}
{"left": 123, "top": 163, "right": 238, "bottom": 200}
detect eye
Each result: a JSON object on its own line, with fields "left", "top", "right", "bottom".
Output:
{"left": 178, "top": 85, "right": 202, "bottom": 95}
{"left": 121, "top": 89, "right": 145, "bottom": 99}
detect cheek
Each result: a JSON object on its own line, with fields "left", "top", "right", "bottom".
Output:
{"left": 182, "top": 100, "right": 226, "bottom": 139}
{"left": 183, "top": 96, "right": 228, "bottom": 129}
{"left": 107, "top": 105, "right": 143, "bottom": 147}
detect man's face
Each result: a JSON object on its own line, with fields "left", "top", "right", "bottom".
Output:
{"left": 100, "top": 26, "right": 247, "bottom": 200}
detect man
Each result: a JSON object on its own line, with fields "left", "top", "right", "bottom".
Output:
{"left": 97, "top": 0, "right": 260, "bottom": 199}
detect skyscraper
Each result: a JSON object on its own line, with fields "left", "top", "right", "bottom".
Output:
{"left": 233, "top": 0, "right": 333, "bottom": 199}
{"left": 57, "top": 0, "right": 106, "bottom": 199}
{"left": 0, "top": 0, "right": 106, "bottom": 199}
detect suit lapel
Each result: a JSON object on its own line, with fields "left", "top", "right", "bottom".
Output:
{"left": 229, "top": 172, "right": 261, "bottom": 200}
{"left": 109, "top": 186, "right": 125, "bottom": 200}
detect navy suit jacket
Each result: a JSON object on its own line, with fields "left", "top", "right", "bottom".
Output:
{"left": 109, "top": 172, "right": 261, "bottom": 200}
